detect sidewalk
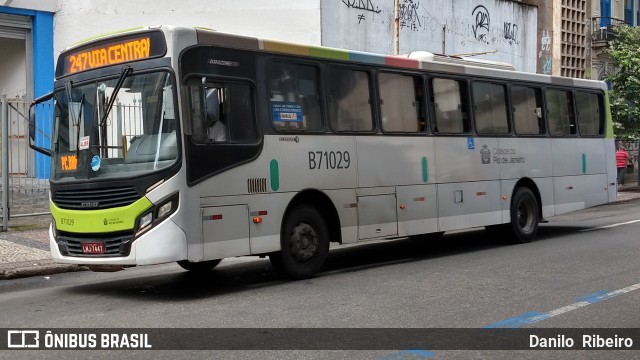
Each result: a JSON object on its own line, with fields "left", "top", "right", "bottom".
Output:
{"left": 2, "top": 187, "right": 640, "bottom": 280}
{"left": 0, "top": 215, "right": 86, "bottom": 280}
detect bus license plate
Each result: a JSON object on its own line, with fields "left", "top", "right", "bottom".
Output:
{"left": 81, "top": 242, "right": 104, "bottom": 254}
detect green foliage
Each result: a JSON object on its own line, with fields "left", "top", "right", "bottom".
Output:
{"left": 608, "top": 26, "right": 640, "bottom": 139}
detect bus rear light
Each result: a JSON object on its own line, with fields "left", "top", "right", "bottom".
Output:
{"left": 399, "top": 204, "right": 406, "bottom": 209}
{"left": 253, "top": 216, "right": 263, "bottom": 224}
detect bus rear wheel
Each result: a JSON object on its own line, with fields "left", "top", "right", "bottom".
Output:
{"left": 177, "top": 259, "right": 221, "bottom": 272}
{"left": 507, "top": 187, "right": 539, "bottom": 243}
{"left": 270, "top": 205, "right": 330, "bottom": 280}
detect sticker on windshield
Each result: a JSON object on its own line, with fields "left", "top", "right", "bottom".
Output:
{"left": 61, "top": 154, "right": 78, "bottom": 171}
{"left": 91, "top": 155, "right": 101, "bottom": 171}
{"left": 79, "top": 136, "right": 90, "bottom": 150}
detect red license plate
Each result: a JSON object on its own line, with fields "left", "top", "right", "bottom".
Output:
{"left": 81, "top": 242, "right": 104, "bottom": 254}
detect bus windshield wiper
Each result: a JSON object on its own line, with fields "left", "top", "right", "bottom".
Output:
{"left": 99, "top": 66, "right": 132, "bottom": 127}
{"left": 64, "top": 80, "right": 83, "bottom": 127}
{"left": 64, "top": 80, "right": 86, "bottom": 152}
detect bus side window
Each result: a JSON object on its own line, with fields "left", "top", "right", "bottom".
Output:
{"left": 430, "top": 77, "right": 469, "bottom": 134}
{"left": 268, "top": 62, "right": 323, "bottom": 132}
{"left": 512, "top": 85, "right": 545, "bottom": 135}
{"left": 472, "top": 81, "right": 509, "bottom": 135}
{"left": 328, "top": 67, "right": 374, "bottom": 132}
{"left": 575, "top": 91, "right": 603, "bottom": 136}
{"left": 189, "top": 81, "right": 257, "bottom": 144}
{"left": 546, "top": 88, "right": 576, "bottom": 136}
{"left": 205, "top": 87, "right": 227, "bottom": 142}
{"left": 226, "top": 83, "right": 258, "bottom": 142}
{"left": 378, "top": 72, "right": 423, "bottom": 132}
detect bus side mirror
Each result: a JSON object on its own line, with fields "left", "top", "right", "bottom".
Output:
{"left": 28, "top": 99, "right": 53, "bottom": 157}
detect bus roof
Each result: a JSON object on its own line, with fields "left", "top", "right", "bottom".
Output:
{"left": 61, "top": 25, "right": 607, "bottom": 91}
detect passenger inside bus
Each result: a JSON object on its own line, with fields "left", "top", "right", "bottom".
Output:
{"left": 205, "top": 88, "right": 228, "bottom": 142}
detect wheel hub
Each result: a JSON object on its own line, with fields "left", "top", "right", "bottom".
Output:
{"left": 290, "top": 222, "right": 318, "bottom": 261}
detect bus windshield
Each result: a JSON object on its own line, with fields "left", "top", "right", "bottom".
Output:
{"left": 51, "top": 71, "right": 178, "bottom": 181}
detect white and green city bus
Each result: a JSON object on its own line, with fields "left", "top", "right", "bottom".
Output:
{"left": 29, "top": 26, "right": 616, "bottom": 279}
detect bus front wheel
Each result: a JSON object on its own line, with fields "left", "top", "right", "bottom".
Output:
{"left": 270, "top": 205, "right": 330, "bottom": 280}
{"left": 177, "top": 259, "right": 221, "bottom": 272}
{"left": 508, "top": 187, "right": 539, "bottom": 243}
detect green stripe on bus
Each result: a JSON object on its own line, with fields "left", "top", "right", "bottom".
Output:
{"left": 421, "top": 157, "right": 428, "bottom": 182}
{"left": 582, "top": 153, "right": 586, "bottom": 173}
{"left": 270, "top": 159, "right": 280, "bottom": 191}
{"left": 50, "top": 197, "right": 152, "bottom": 233}
{"left": 604, "top": 89, "right": 615, "bottom": 139}
{"left": 309, "top": 46, "right": 350, "bottom": 61}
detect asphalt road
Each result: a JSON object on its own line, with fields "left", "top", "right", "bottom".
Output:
{"left": 1, "top": 200, "right": 640, "bottom": 359}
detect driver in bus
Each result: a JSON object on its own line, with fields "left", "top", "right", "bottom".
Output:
{"left": 205, "top": 88, "right": 228, "bottom": 142}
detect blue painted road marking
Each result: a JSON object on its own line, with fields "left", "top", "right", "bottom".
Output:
{"left": 378, "top": 349, "right": 435, "bottom": 359}
{"left": 486, "top": 283, "right": 640, "bottom": 328}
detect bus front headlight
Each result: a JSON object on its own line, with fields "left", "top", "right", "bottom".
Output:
{"left": 139, "top": 212, "right": 153, "bottom": 230}
{"left": 135, "top": 192, "right": 179, "bottom": 237}
{"left": 157, "top": 201, "right": 172, "bottom": 219}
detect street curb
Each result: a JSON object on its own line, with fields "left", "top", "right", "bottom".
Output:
{"left": 0, "top": 263, "right": 88, "bottom": 280}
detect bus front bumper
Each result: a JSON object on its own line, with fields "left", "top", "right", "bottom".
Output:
{"left": 49, "top": 218, "right": 187, "bottom": 266}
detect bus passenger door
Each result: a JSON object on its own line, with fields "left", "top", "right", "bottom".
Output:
{"left": 357, "top": 192, "right": 398, "bottom": 240}
{"left": 201, "top": 205, "right": 251, "bottom": 260}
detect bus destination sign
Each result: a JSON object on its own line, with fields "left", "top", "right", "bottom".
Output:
{"left": 57, "top": 31, "right": 166, "bottom": 77}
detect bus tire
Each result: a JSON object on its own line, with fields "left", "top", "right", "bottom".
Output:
{"left": 177, "top": 259, "right": 221, "bottom": 272}
{"left": 270, "top": 205, "right": 330, "bottom": 280}
{"left": 507, "top": 187, "right": 539, "bottom": 243}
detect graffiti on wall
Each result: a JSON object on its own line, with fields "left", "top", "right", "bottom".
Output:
{"left": 470, "top": 5, "right": 521, "bottom": 47}
{"left": 503, "top": 22, "right": 519, "bottom": 45}
{"left": 399, "top": 0, "right": 421, "bottom": 31}
{"left": 341, "top": 0, "right": 381, "bottom": 13}
{"left": 542, "top": 57, "right": 552, "bottom": 74}
{"left": 538, "top": 29, "right": 552, "bottom": 74}
{"left": 471, "top": 5, "right": 490, "bottom": 44}
{"left": 342, "top": 0, "right": 381, "bottom": 22}
{"left": 540, "top": 29, "right": 551, "bottom": 54}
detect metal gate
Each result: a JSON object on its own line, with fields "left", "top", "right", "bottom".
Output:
{"left": 1, "top": 94, "right": 50, "bottom": 230}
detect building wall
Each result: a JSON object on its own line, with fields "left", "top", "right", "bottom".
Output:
{"left": 559, "top": 0, "right": 590, "bottom": 78}
{"left": 53, "top": 0, "right": 322, "bottom": 59}
{"left": 322, "top": 0, "right": 538, "bottom": 72}
{"left": 0, "top": 38, "right": 27, "bottom": 99}
{"left": 522, "top": 0, "right": 555, "bottom": 75}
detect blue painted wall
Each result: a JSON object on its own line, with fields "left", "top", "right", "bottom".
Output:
{"left": 0, "top": 6, "right": 53, "bottom": 178}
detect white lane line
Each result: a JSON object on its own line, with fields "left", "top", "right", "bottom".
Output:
{"left": 579, "top": 219, "right": 640, "bottom": 232}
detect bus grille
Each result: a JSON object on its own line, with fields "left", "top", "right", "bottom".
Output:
{"left": 247, "top": 178, "right": 267, "bottom": 193}
{"left": 53, "top": 186, "right": 141, "bottom": 210}
{"left": 57, "top": 235, "right": 134, "bottom": 257}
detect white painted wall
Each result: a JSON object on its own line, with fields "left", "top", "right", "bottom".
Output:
{"left": 0, "top": 38, "right": 27, "bottom": 99}
{"left": 53, "top": 0, "right": 322, "bottom": 59}
{"left": 322, "top": 0, "right": 538, "bottom": 72}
